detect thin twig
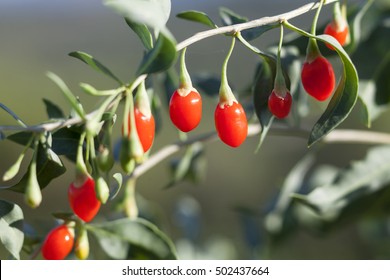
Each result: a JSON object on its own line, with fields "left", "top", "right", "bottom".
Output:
{"left": 129, "top": 125, "right": 390, "bottom": 180}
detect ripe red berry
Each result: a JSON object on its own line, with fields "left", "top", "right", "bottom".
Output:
{"left": 41, "top": 224, "right": 74, "bottom": 260}
{"left": 268, "top": 90, "right": 292, "bottom": 119}
{"left": 68, "top": 176, "right": 101, "bottom": 222}
{"left": 214, "top": 101, "right": 248, "bottom": 147}
{"left": 169, "top": 89, "right": 202, "bottom": 132}
{"left": 324, "top": 21, "right": 349, "bottom": 50}
{"left": 123, "top": 108, "right": 155, "bottom": 153}
{"left": 301, "top": 56, "right": 336, "bottom": 101}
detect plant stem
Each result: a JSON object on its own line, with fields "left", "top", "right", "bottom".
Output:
{"left": 128, "top": 125, "right": 390, "bottom": 181}
{"left": 274, "top": 23, "right": 287, "bottom": 94}
{"left": 179, "top": 48, "right": 192, "bottom": 89}
{"left": 219, "top": 36, "right": 237, "bottom": 105}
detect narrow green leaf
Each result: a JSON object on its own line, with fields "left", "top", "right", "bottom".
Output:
{"left": 252, "top": 59, "right": 276, "bottom": 151}
{"left": 219, "top": 7, "right": 277, "bottom": 41}
{"left": 42, "top": 98, "right": 65, "bottom": 119}
{"left": 0, "top": 103, "right": 27, "bottom": 127}
{"left": 109, "top": 173, "right": 123, "bottom": 200}
{"left": 9, "top": 143, "right": 66, "bottom": 193}
{"left": 374, "top": 51, "right": 390, "bottom": 106}
{"left": 51, "top": 127, "right": 80, "bottom": 160}
{"left": 69, "top": 51, "right": 123, "bottom": 85}
{"left": 88, "top": 218, "right": 177, "bottom": 260}
{"left": 293, "top": 145, "right": 390, "bottom": 220}
{"left": 7, "top": 131, "right": 34, "bottom": 147}
{"left": 105, "top": 0, "right": 171, "bottom": 30}
{"left": 264, "top": 154, "right": 315, "bottom": 235}
{"left": 193, "top": 73, "right": 221, "bottom": 97}
{"left": 0, "top": 200, "right": 24, "bottom": 260}
{"left": 80, "top": 83, "right": 122, "bottom": 96}
{"left": 137, "top": 32, "right": 177, "bottom": 75}
{"left": 219, "top": 7, "right": 248, "bottom": 25}
{"left": 162, "top": 68, "right": 179, "bottom": 105}
{"left": 176, "top": 10, "right": 217, "bottom": 28}
{"left": 166, "top": 144, "right": 195, "bottom": 188}
{"left": 47, "top": 72, "right": 86, "bottom": 119}
{"left": 125, "top": 18, "right": 153, "bottom": 50}
{"left": 345, "top": 0, "right": 376, "bottom": 54}
{"left": 307, "top": 34, "right": 359, "bottom": 146}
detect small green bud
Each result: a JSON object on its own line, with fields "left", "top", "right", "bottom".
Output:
{"left": 75, "top": 227, "right": 89, "bottom": 260}
{"left": 24, "top": 167, "right": 42, "bottom": 208}
{"left": 120, "top": 138, "right": 135, "bottom": 174}
{"left": 97, "top": 146, "right": 114, "bottom": 172}
{"left": 95, "top": 176, "right": 110, "bottom": 204}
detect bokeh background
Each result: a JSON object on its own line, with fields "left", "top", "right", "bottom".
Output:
{"left": 1, "top": 0, "right": 389, "bottom": 259}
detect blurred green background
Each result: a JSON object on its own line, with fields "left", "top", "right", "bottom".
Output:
{"left": 1, "top": 0, "right": 390, "bottom": 259}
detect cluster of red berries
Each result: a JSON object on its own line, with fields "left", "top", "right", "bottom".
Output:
{"left": 268, "top": 10, "right": 349, "bottom": 119}
{"left": 41, "top": 175, "right": 99, "bottom": 260}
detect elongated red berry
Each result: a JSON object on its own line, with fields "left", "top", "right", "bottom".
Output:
{"left": 301, "top": 56, "right": 336, "bottom": 101}
{"left": 324, "top": 20, "right": 349, "bottom": 50}
{"left": 215, "top": 101, "right": 247, "bottom": 147}
{"left": 41, "top": 224, "right": 74, "bottom": 260}
{"left": 268, "top": 90, "right": 292, "bottom": 119}
{"left": 169, "top": 89, "right": 202, "bottom": 132}
{"left": 68, "top": 176, "right": 101, "bottom": 222}
{"left": 123, "top": 108, "right": 155, "bottom": 153}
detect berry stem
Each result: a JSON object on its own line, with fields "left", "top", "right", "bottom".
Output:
{"left": 124, "top": 177, "right": 138, "bottom": 219}
{"left": 179, "top": 48, "right": 193, "bottom": 90}
{"left": 274, "top": 23, "right": 287, "bottom": 95}
{"left": 219, "top": 36, "right": 237, "bottom": 106}
{"left": 75, "top": 131, "right": 88, "bottom": 179}
{"left": 306, "top": 0, "right": 325, "bottom": 62}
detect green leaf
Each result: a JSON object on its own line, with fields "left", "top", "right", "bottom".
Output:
{"left": 219, "top": 7, "right": 277, "bottom": 41}
{"left": 88, "top": 218, "right": 177, "bottom": 260}
{"left": 137, "top": 32, "right": 177, "bottom": 75}
{"left": 176, "top": 10, "right": 217, "bottom": 28}
{"left": 0, "top": 103, "right": 27, "bottom": 127}
{"left": 166, "top": 143, "right": 204, "bottom": 188}
{"left": 252, "top": 58, "right": 275, "bottom": 151}
{"left": 219, "top": 7, "right": 248, "bottom": 25}
{"left": 162, "top": 68, "right": 179, "bottom": 105}
{"left": 7, "top": 132, "right": 34, "bottom": 147}
{"left": 109, "top": 173, "right": 123, "bottom": 200}
{"left": 47, "top": 72, "right": 86, "bottom": 119}
{"left": 193, "top": 73, "right": 221, "bottom": 97}
{"left": 345, "top": 0, "right": 378, "bottom": 54}
{"left": 264, "top": 154, "right": 315, "bottom": 235}
{"left": 307, "top": 34, "right": 359, "bottom": 146}
{"left": 68, "top": 51, "right": 123, "bottom": 85}
{"left": 80, "top": 83, "right": 122, "bottom": 97}
{"left": 50, "top": 128, "right": 80, "bottom": 162}
{"left": 293, "top": 145, "right": 390, "bottom": 221}
{"left": 105, "top": 0, "right": 171, "bottom": 31}
{"left": 9, "top": 142, "right": 66, "bottom": 193}
{"left": 150, "top": 89, "right": 163, "bottom": 134}
{"left": 42, "top": 98, "right": 65, "bottom": 119}
{"left": 374, "top": 51, "right": 390, "bottom": 107}
{"left": 358, "top": 80, "right": 379, "bottom": 127}
{"left": 125, "top": 18, "right": 153, "bottom": 50}
{"left": 0, "top": 200, "right": 24, "bottom": 259}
